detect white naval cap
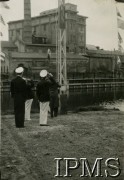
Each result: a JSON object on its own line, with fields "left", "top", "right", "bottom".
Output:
{"left": 15, "top": 67, "right": 24, "bottom": 74}
{"left": 40, "top": 70, "right": 48, "bottom": 77}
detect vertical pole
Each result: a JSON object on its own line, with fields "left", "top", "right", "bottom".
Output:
{"left": 57, "top": 0, "right": 67, "bottom": 93}
{"left": 57, "top": 0, "right": 68, "bottom": 114}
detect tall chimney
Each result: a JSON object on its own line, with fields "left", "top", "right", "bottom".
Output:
{"left": 23, "top": 0, "right": 32, "bottom": 43}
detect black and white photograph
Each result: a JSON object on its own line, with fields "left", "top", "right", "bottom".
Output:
{"left": 0, "top": 0, "right": 124, "bottom": 179}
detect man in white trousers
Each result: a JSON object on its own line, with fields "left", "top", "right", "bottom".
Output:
{"left": 24, "top": 78, "right": 34, "bottom": 120}
{"left": 36, "top": 70, "right": 52, "bottom": 126}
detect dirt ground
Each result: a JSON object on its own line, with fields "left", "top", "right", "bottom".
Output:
{"left": 1, "top": 111, "right": 124, "bottom": 180}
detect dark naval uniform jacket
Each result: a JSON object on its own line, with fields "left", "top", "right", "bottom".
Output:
{"left": 36, "top": 78, "right": 51, "bottom": 102}
{"left": 10, "top": 75, "right": 27, "bottom": 128}
{"left": 49, "top": 77, "right": 61, "bottom": 117}
{"left": 25, "top": 79, "right": 34, "bottom": 100}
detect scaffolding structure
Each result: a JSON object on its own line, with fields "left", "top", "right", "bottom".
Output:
{"left": 56, "top": 0, "right": 67, "bottom": 94}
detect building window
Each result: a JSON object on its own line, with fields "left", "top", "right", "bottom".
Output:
{"left": 32, "top": 61, "right": 36, "bottom": 66}
{"left": 36, "top": 26, "right": 40, "bottom": 34}
{"left": 33, "top": 27, "right": 36, "bottom": 33}
{"left": 4, "top": 66, "right": 5, "bottom": 73}
{"left": 7, "top": 66, "right": 8, "bottom": 73}
{"left": 11, "top": 30, "right": 13, "bottom": 36}
{"left": 44, "top": 24, "right": 46, "bottom": 31}
{"left": 73, "top": 35, "right": 75, "bottom": 42}
{"left": 81, "top": 35, "right": 83, "bottom": 42}
{"left": 71, "top": 35, "right": 73, "bottom": 42}
{"left": 80, "top": 26, "right": 83, "bottom": 31}
{"left": 70, "top": 22, "right": 73, "bottom": 29}
{"left": 16, "top": 29, "right": 20, "bottom": 35}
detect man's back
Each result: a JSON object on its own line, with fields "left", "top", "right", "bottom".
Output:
{"left": 36, "top": 79, "right": 50, "bottom": 102}
{"left": 11, "top": 76, "right": 27, "bottom": 99}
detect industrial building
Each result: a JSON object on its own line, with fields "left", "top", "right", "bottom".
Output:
{"left": 8, "top": 2, "right": 87, "bottom": 54}
{"left": 1, "top": 0, "right": 124, "bottom": 80}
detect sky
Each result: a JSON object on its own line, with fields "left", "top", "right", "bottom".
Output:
{"left": 0, "top": 0, "right": 124, "bottom": 50}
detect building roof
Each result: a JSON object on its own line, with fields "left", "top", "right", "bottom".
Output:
{"left": 78, "top": 15, "right": 88, "bottom": 19}
{"left": 1, "top": 41, "right": 17, "bottom": 48}
{"left": 40, "top": 8, "right": 57, "bottom": 16}
{"left": 86, "top": 44, "right": 124, "bottom": 56}
{"left": 11, "top": 52, "right": 88, "bottom": 60}
{"left": 86, "top": 44, "right": 98, "bottom": 51}
{"left": 8, "top": 19, "right": 23, "bottom": 24}
{"left": 25, "top": 43, "right": 57, "bottom": 47}
{"left": 40, "top": 3, "right": 78, "bottom": 16}
{"left": 8, "top": 3, "right": 87, "bottom": 24}
{"left": 11, "top": 52, "right": 46, "bottom": 59}
{"left": 87, "top": 49, "right": 124, "bottom": 56}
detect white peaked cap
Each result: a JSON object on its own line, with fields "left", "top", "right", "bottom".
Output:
{"left": 15, "top": 67, "right": 24, "bottom": 73}
{"left": 40, "top": 70, "right": 47, "bottom": 77}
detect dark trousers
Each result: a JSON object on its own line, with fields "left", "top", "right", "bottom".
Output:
{"left": 14, "top": 96, "right": 25, "bottom": 127}
{"left": 50, "top": 95, "right": 59, "bottom": 117}
{"left": 50, "top": 107, "right": 58, "bottom": 117}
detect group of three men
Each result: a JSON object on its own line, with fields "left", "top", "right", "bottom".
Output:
{"left": 10, "top": 67, "right": 60, "bottom": 128}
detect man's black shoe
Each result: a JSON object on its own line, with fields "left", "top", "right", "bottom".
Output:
{"left": 40, "top": 124, "right": 49, "bottom": 126}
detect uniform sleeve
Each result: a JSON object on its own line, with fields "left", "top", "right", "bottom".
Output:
{"left": 56, "top": 82, "right": 61, "bottom": 88}
{"left": 48, "top": 76, "right": 55, "bottom": 83}
{"left": 31, "top": 80, "right": 34, "bottom": 88}
{"left": 23, "top": 80, "right": 27, "bottom": 100}
{"left": 49, "top": 76, "right": 61, "bottom": 87}
{"left": 27, "top": 79, "right": 34, "bottom": 88}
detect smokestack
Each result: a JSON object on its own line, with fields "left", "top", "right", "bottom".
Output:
{"left": 23, "top": 0, "right": 32, "bottom": 43}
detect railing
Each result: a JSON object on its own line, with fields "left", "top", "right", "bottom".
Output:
{"left": 68, "top": 78, "right": 124, "bottom": 84}
{"left": 69, "top": 81, "right": 124, "bottom": 89}
{"left": 1, "top": 78, "right": 124, "bottom": 92}
{"left": 68, "top": 71, "right": 124, "bottom": 79}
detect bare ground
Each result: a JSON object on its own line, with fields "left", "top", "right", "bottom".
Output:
{"left": 1, "top": 111, "right": 124, "bottom": 180}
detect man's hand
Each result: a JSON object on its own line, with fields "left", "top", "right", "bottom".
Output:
{"left": 47, "top": 72, "right": 53, "bottom": 77}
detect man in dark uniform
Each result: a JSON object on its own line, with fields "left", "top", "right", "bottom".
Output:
{"left": 10, "top": 67, "right": 27, "bottom": 128}
{"left": 49, "top": 74, "right": 61, "bottom": 118}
